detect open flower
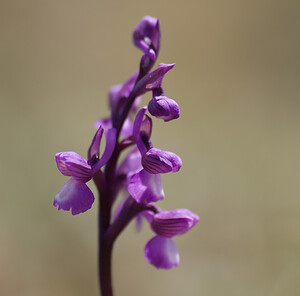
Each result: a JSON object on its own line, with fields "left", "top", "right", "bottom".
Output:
{"left": 54, "top": 127, "right": 116, "bottom": 215}
{"left": 133, "top": 107, "right": 182, "bottom": 174}
{"left": 142, "top": 208, "right": 198, "bottom": 269}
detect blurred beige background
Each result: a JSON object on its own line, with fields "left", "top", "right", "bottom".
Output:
{"left": 0, "top": 0, "right": 299, "bottom": 295}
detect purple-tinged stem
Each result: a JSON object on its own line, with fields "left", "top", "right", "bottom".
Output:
{"left": 96, "top": 62, "right": 153, "bottom": 296}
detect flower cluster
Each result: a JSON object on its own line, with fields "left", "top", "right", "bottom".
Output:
{"left": 54, "top": 16, "right": 198, "bottom": 271}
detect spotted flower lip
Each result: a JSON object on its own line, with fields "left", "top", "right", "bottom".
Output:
{"left": 148, "top": 95, "right": 180, "bottom": 122}
{"left": 144, "top": 235, "right": 179, "bottom": 269}
{"left": 150, "top": 209, "right": 199, "bottom": 238}
{"left": 133, "top": 16, "right": 160, "bottom": 57}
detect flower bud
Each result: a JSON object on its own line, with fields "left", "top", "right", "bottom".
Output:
{"left": 133, "top": 16, "right": 160, "bottom": 55}
{"left": 142, "top": 147, "right": 182, "bottom": 174}
{"left": 148, "top": 95, "right": 180, "bottom": 121}
{"left": 151, "top": 209, "right": 199, "bottom": 238}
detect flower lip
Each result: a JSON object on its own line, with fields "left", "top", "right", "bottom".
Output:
{"left": 128, "top": 169, "right": 164, "bottom": 204}
{"left": 144, "top": 235, "right": 179, "bottom": 269}
{"left": 54, "top": 178, "right": 95, "bottom": 215}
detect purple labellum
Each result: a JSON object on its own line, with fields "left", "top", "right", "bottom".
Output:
{"left": 151, "top": 209, "right": 199, "bottom": 238}
{"left": 128, "top": 169, "right": 164, "bottom": 203}
{"left": 144, "top": 235, "right": 179, "bottom": 269}
{"left": 148, "top": 95, "right": 180, "bottom": 122}
{"left": 142, "top": 147, "right": 182, "bottom": 174}
{"left": 54, "top": 178, "right": 95, "bottom": 215}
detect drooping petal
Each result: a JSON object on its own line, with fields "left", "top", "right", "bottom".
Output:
{"left": 133, "top": 16, "right": 160, "bottom": 55}
{"left": 148, "top": 95, "right": 180, "bottom": 122}
{"left": 92, "top": 128, "right": 117, "bottom": 173}
{"left": 151, "top": 209, "right": 199, "bottom": 238}
{"left": 128, "top": 169, "right": 164, "bottom": 203}
{"left": 53, "top": 178, "right": 95, "bottom": 215}
{"left": 142, "top": 147, "right": 182, "bottom": 174}
{"left": 144, "top": 235, "right": 179, "bottom": 269}
{"left": 88, "top": 126, "right": 104, "bottom": 161}
{"left": 56, "top": 152, "right": 93, "bottom": 182}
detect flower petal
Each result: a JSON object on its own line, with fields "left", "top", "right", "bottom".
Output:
{"left": 144, "top": 235, "right": 179, "bottom": 269}
{"left": 56, "top": 152, "right": 92, "bottom": 182}
{"left": 118, "top": 147, "right": 142, "bottom": 179}
{"left": 109, "top": 72, "right": 139, "bottom": 114}
{"left": 133, "top": 63, "right": 175, "bottom": 97}
{"left": 94, "top": 117, "right": 133, "bottom": 139}
{"left": 88, "top": 126, "right": 104, "bottom": 161}
{"left": 148, "top": 95, "right": 180, "bottom": 122}
{"left": 53, "top": 179, "right": 95, "bottom": 215}
{"left": 133, "top": 16, "right": 160, "bottom": 55}
{"left": 128, "top": 169, "right": 164, "bottom": 203}
{"left": 151, "top": 209, "right": 199, "bottom": 237}
{"left": 133, "top": 107, "right": 148, "bottom": 155}
{"left": 142, "top": 147, "right": 182, "bottom": 174}
{"left": 92, "top": 128, "right": 117, "bottom": 173}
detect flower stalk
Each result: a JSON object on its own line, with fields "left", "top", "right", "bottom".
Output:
{"left": 53, "top": 16, "right": 198, "bottom": 296}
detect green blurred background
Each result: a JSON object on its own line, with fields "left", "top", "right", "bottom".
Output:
{"left": 0, "top": 0, "right": 299, "bottom": 295}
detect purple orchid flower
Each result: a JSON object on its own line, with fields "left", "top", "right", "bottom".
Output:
{"left": 138, "top": 208, "right": 199, "bottom": 269}
{"left": 54, "top": 127, "right": 116, "bottom": 215}
{"left": 133, "top": 107, "right": 182, "bottom": 174}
